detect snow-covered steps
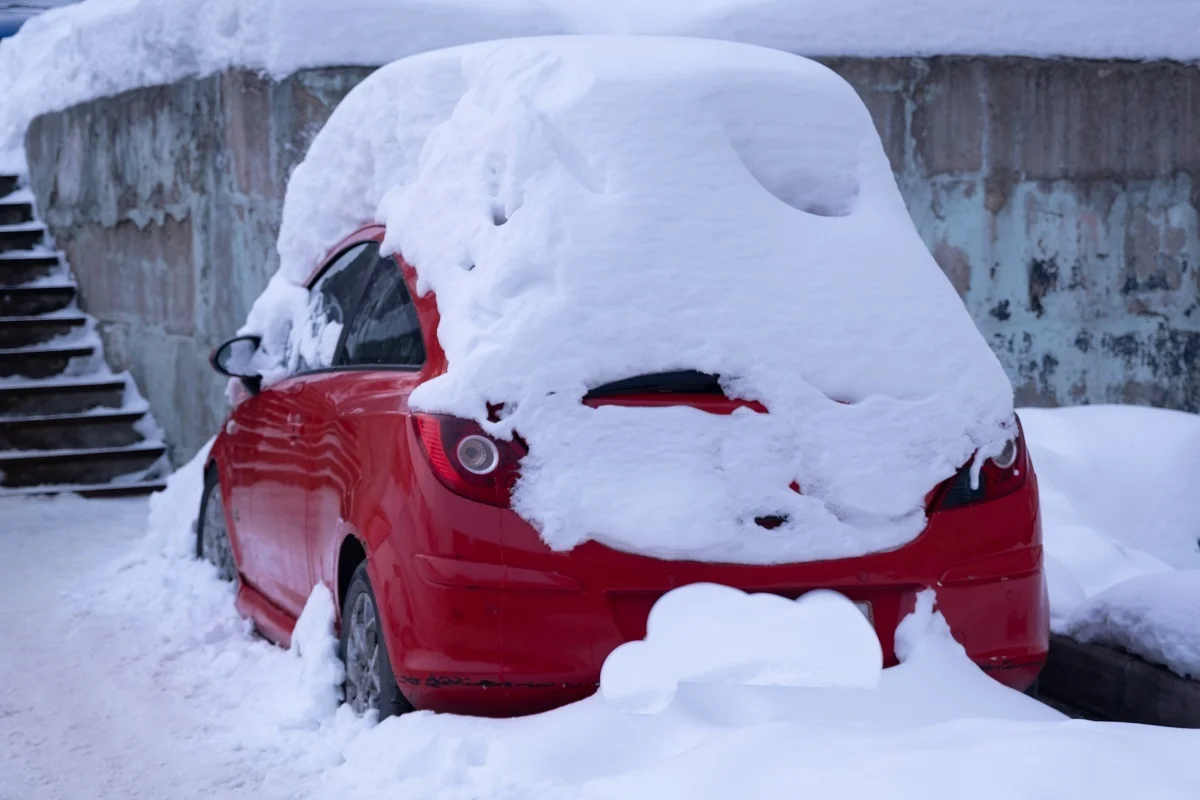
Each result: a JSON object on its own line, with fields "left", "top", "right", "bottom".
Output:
{"left": 0, "top": 313, "right": 89, "bottom": 348}
{"left": 0, "top": 344, "right": 96, "bottom": 379}
{"left": 0, "top": 221, "right": 47, "bottom": 253}
{"left": 0, "top": 408, "right": 149, "bottom": 450}
{"left": 0, "top": 282, "right": 76, "bottom": 316}
{"left": 0, "top": 252, "right": 63, "bottom": 286}
{"left": 0, "top": 194, "right": 34, "bottom": 226}
{"left": 0, "top": 478, "right": 166, "bottom": 498}
{"left": 0, "top": 172, "right": 166, "bottom": 499}
{"left": 0, "top": 443, "right": 167, "bottom": 489}
{"left": 0, "top": 376, "right": 126, "bottom": 416}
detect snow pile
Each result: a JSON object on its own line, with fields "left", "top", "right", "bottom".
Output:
{"left": 600, "top": 584, "right": 881, "bottom": 713}
{"left": 286, "top": 584, "right": 348, "bottom": 727}
{"left": 1065, "top": 571, "right": 1200, "bottom": 680}
{"left": 7, "top": 1, "right": 1200, "bottom": 168}
{"left": 261, "top": 37, "right": 1015, "bottom": 565}
{"left": 1021, "top": 405, "right": 1200, "bottom": 678}
{"left": 144, "top": 436, "right": 212, "bottom": 558}
{"left": 1022, "top": 405, "right": 1200, "bottom": 577}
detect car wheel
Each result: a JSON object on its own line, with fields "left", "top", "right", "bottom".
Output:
{"left": 340, "top": 562, "right": 413, "bottom": 719}
{"left": 196, "top": 467, "right": 237, "bottom": 582}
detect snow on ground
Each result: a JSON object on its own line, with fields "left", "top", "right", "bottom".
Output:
{"left": 5, "top": 0, "right": 1200, "bottom": 168}
{"left": 5, "top": 475, "right": 1200, "bottom": 799}
{"left": 1021, "top": 405, "right": 1200, "bottom": 679}
{"left": 0, "top": 495, "right": 357, "bottom": 799}
{"left": 254, "top": 36, "right": 1014, "bottom": 565}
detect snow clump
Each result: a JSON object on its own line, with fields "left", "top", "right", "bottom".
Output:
{"left": 600, "top": 584, "right": 882, "bottom": 713}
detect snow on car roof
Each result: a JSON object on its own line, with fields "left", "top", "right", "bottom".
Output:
{"left": 256, "top": 36, "right": 1015, "bottom": 564}
{"left": 5, "top": 0, "right": 1200, "bottom": 168}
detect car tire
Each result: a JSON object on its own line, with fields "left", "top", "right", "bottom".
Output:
{"left": 196, "top": 467, "right": 237, "bottom": 582}
{"left": 340, "top": 562, "right": 413, "bottom": 719}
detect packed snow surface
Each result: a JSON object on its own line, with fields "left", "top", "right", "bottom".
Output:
{"left": 253, "top": 36, "right": 1015, "bottom": 564}
{"left": 1022, "top": 405, "right": 1200, "bottom": 678}
{"left": 5, "top": 0, "right": 1200, "bottom": 167}
{"left": 7, "top": 471, "right": 1200, "bottom": 798}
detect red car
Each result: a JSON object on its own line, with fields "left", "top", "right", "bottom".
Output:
{"left": 202, "top": 223, "right": 1049, "bottom": 719}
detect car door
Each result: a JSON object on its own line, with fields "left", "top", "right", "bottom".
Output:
{"left": 234, "top": 241, "right": 378, "bottom": 617}
{"left": 300, "top": 252, "right": 428, "bottom": 594}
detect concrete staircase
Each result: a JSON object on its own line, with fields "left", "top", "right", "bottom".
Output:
{"left": 0, "top": 173, "right": 167, "bottom": 497}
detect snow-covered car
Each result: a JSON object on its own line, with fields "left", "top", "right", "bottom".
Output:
{"left": 198, "top": 36, "right": 1048, "bottom": 719}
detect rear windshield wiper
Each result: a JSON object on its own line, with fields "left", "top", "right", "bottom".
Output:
{"left": 585, "top": 370, "right": 725, "bottom": 399}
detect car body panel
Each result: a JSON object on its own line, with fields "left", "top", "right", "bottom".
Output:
{"left": 223, "top": 378, "right": 313, "bottom": 616}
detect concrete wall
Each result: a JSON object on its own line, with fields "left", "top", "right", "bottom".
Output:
{"left": 828, "top": 57, "right": 1200, "bottom": 410}
{"left": 26, "top": 68, "right": 373, "bottom": 461}
{"left": 25, "top": 57, "right": 1200, "bottom": 462}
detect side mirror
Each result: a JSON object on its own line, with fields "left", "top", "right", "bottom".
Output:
{"left": 210, "top": 335, "right": 264, "bottom": 393}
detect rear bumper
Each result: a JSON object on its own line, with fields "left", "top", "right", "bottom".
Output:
{"left": 380, "top": 440, "right": 1049, "bottom": 715}
{"left": 389, "top": 547, "right": 1048, "bottom": 715}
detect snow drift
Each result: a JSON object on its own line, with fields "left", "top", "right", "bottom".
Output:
{"left": 249, "top": 36, "right": 1015, "bottom": 565}
{"left": 1022, "top": 404, "right": 1200, "bottom": 678}
{"left": 1065, "top": 571, "right": 1200, "bottom": 681}
{"left": 6, "top": 0, "right": 1200, "bottom": 168}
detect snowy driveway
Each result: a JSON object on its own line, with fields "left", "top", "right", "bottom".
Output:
{"left": 0, "top": 497, "right": 346, "bottom": 799}
{"left": 4, "top": 494, "right": 1200, "bottom": 800}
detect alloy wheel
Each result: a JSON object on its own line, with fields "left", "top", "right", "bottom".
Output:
{"left": 344, "top": 591, "right": 383, "bottom": 714}
{"left": 200, "top": 484, "right": 236, "bottom": 582}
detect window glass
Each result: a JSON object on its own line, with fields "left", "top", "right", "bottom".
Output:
{"left": 337, "top": 256, "right": 426, "bottom": 368}
{"left": 287, "top": 242, "right": 377, "bottom": 373}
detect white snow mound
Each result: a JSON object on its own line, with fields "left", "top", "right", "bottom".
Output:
{"left": 1066, "top": 571, "right": 1200, "bottom": 680}
{"left": 256, "top": 36, "right": 1015, "bottom": 565}
{"left": 287, "top": 583, "right": 348, "bottom": 728}
{"left": 601, "top": 584, "right": 882, "bottom": 713}
{"left": 145, "top": 436, "right": 213, "bottom": 559}
{"left": 1020, "top": 405, "right": 1200, "bottom": 623}
{"left": 1022, "top": 405, "right": 1200, "bottom": 678}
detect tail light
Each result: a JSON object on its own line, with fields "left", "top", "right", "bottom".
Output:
{"left": 938, "top": 425, "right": 1028, "bottom": 510}
{"left": 413, "top": 414, "right": 525, "bottom": 507}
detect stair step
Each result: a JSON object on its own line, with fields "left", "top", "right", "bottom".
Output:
{"left": 0, "top": 222, "right": 46, "bottom": 253}
{"left": 0, "top": 176, "right": 16, "bottom": 199}
{"left": 0, "top": 443, "right": 167, "bottom": 488}
{"left": 0, "top": 408, "right": 147, "bottom": 450}
{"left": 0, "top": 199, "right": 33, "bottom": 226}
{"left": 0, "top": 479, "right": 167, "bottom": 499}
{"left": 0, "top": 283, "right": 76, "bottom": 316}
{"left": 0, "top": 377, "right": 125, "bottom": 416}
{"left": 0, "top": 344, "right": 96, "bottom": 379}
{"left": 0, "top": 252, "right": 64, "bottom": 286}
{"left": 0, "top": 314, "right": 88, "bottom": 348}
